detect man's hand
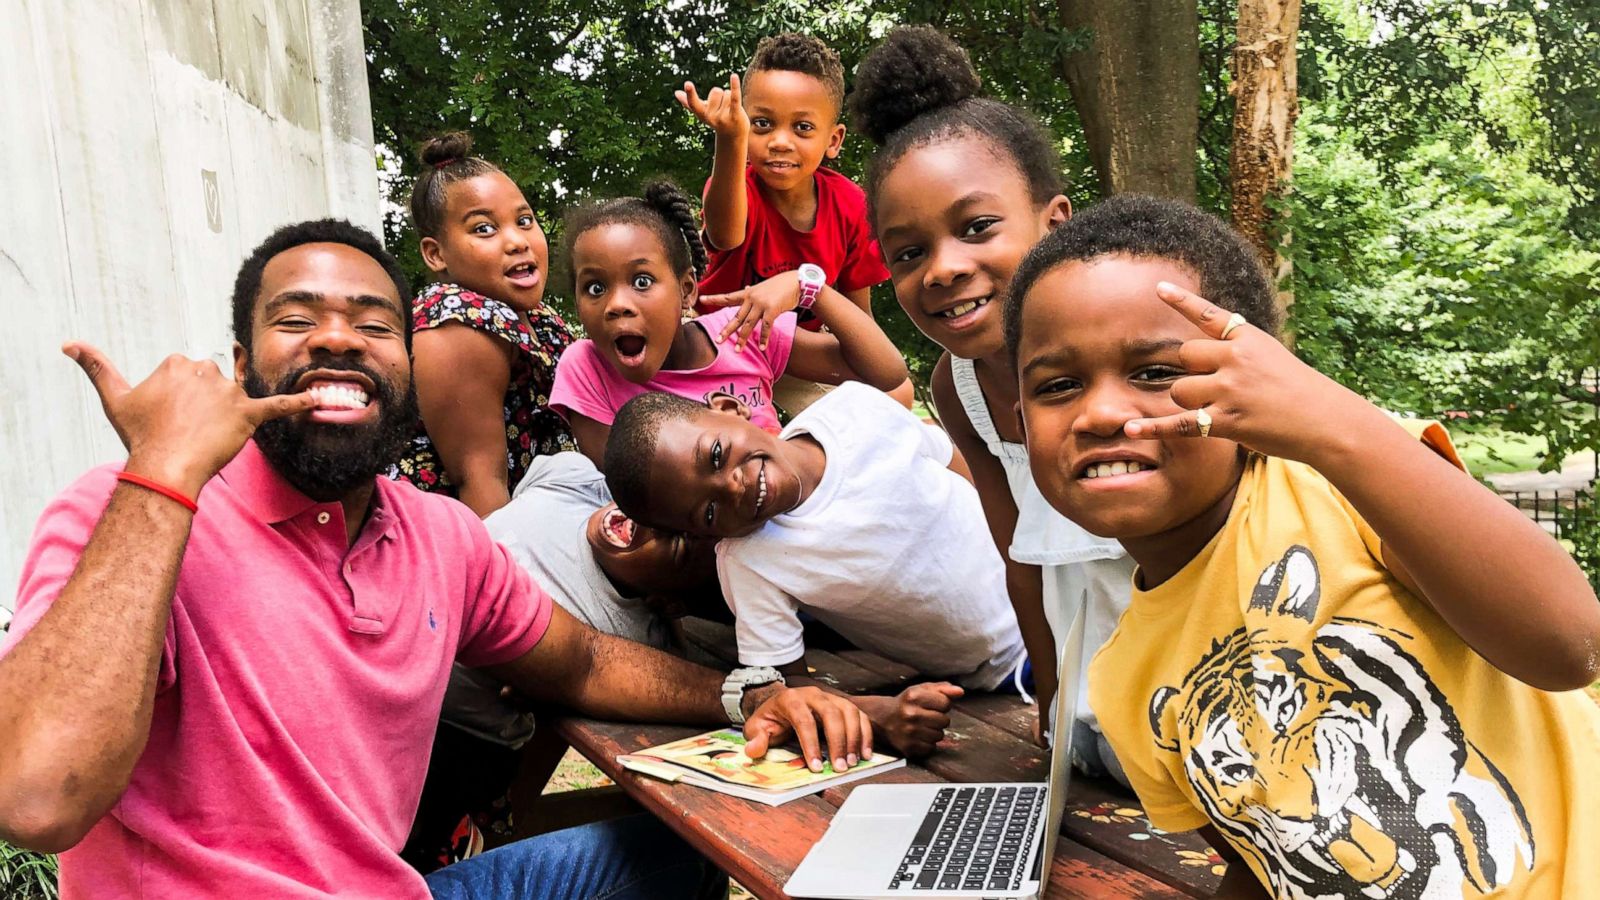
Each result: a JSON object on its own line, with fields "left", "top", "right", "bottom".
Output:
{"left": 64, "top": 343, "right": 317, "bottom": 498}
{"left": 676, "top": 74, "right": 749, "bottom": 141}
{"left": 742, "top": 684, "right": 874, "bottom": 773}
{"left": 858, "top": 683, "right": 963, "bottom": 758}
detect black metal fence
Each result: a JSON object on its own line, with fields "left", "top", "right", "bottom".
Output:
{"left": 1501, "top": 489, "right": 1596, "bottom": 538}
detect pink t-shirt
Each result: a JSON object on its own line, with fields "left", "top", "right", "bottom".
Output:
{"left": 1, "top": 441, "right": 552, "bottom": 899}
{"left": 550, "top": 305, "right": 797, "bottom": 434}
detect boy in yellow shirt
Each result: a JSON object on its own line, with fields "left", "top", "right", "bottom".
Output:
{"left": 1004, "top": 194, "right": 1600, "bottom": 897}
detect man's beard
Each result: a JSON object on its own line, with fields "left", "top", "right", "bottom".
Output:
{"left": 243, "top": 355, "right": 417, "bottom": 502}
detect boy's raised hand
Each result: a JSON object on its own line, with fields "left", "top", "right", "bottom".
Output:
{"left": 676, "top": 74, "right": 749, "bottom": 140}
{"left": 700, "top": 269, "right": 801, "bottom": 352}
{"left": 64, "top": 342, "right": 317, "bottom": 498}
{"left": 1124, "top": 282, "right": 1374, "bottom": 465}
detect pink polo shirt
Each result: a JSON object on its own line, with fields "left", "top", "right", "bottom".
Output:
{"left": 2, "top": 441, "right": 552, "bottom": 899}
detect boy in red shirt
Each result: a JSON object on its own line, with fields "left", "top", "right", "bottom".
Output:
{"left": 677, "top": 33, "right": 903, "bottom": 412}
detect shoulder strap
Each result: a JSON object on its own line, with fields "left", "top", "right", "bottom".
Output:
{"left": 949, "top": 356, "right": 1004, "bottom": 447}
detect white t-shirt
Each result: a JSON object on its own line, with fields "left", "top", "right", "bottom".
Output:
{"left": 717, "top": 383, "right": 1025, "bottom": 689}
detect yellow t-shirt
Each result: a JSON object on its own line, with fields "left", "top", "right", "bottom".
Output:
{"left": 1089, "top": 439, "right": 1600, "bottom": 898}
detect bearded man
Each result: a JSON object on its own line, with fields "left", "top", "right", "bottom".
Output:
{"left": 0, "top": 219, "right": 873, "bottom": 899}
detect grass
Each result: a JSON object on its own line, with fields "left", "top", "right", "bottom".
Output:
{"left": 0, "top": 840, "right": 58, "bottom": 900}
{"left": 1452, "top": 426, "right": 1548, "bottom": 476}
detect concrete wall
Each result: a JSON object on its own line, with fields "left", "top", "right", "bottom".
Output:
{"left": 0, "top": 0, "right": 380, "bottom": 610}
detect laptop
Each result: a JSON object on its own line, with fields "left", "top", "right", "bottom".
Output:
{"left": 784, "top": 599, "right": 1084, "bottom": 899}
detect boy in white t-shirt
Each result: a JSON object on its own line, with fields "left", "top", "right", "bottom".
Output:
{"left": 603, "top": 383, "right": 1026, "bottom": 705}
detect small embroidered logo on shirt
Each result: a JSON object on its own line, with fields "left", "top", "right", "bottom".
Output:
{"left": 427, "top": 609, "right": 437, "bottom": 631}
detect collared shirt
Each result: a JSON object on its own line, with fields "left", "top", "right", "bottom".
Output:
{"left": 3, "top": 441, "right": 552, "bottom": 899}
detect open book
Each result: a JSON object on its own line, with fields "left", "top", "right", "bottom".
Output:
{"left": 617, "top": 728, "right": 905, "bottom": 806}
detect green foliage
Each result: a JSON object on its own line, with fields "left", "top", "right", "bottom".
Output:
{"left": 0, "top": 839, "right": 59, "bottom": 900}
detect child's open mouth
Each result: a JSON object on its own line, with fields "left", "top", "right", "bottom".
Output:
{"left": 600, "top": 507, "right": 638, "bottom": 548}
{"left": 613, "top": 334, "right": 648, "bottom": 366}
{"left": 505, "top": 262, "right": 540, "bottom": 290}
{"left": 1078, "top": 458, "right": 1157, "bottom": 484}
{"left": 932, "top": 295, "right": 993, "bottom": 329}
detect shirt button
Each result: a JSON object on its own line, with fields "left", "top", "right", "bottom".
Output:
{"left": 317, "top": 512, "right": 331, "bottom": 525}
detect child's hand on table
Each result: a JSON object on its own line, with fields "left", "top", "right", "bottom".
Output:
{"left": 1125, "top": 281, "right": 1380, "bottom": 466}
{"left": 858, "top": 683, "right": 965, "bottom": 759}
{"left": 701, "top": 270, "right": 802, "bottom": 352}
{"left": 743, "top": 684, "right": 874, "bottom": 774}
{"left": 676, "top": 74, "right": 750, "bottom": 142}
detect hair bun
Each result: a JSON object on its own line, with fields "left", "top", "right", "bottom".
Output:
{"left": 418, "top": 131, "right": 474, "bottom": 168}
{"left": 850, "top": 26, "right": 982, "bottom": 146}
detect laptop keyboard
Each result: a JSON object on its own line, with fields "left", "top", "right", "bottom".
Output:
{"left": 887, "top": 785, "right": 1043, "bottom": 893}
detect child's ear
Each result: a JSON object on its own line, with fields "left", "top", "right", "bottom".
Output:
{"left": 680, "top": 271, "right": 699, "bottom": 311}
{"left": 705, "top": 391, "right": 753, "bottom": 421}
{"left": 1041, "top": 195, "right": 1072, "bottom": 232}
{"left": 419, "top": 236, "right": 449, "bottom": 275}
{"left": 824, "top": 123, "right": 847, "bottom": 160}
{"left": 1013, "top": 401, "right": 1026, "bottom": 442}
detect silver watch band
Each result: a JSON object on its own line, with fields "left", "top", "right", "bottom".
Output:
{"left": 721, "top": 666, "right": 784, "bottom": 725}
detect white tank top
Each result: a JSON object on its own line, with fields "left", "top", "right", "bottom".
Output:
{"left": 948, "top": 356, "right": 1134, "bottom": 730}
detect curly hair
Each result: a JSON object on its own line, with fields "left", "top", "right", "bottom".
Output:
{"left": 850, "top": 27, "right": 1063, "bottom": 225}
{"left": 603, "top": 391, "right": 709, "bottom": 527}
{"left": 1003, "top": 195, "right": 1281, "bottom": 361}
{"left": 231, "top": 218, "right": 411, "bottom": 352}
{"left": 408, "top": 132, "right": 506, "bottom": 238}
{"left": 747, "top": 32, "right": 846, "bottom": 115}
{"left": 561, "top": 181, "right": 707, "bottom": 289}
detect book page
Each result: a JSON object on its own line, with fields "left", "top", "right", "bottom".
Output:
{"left": 638, "top": 729, "right": 898, "bottom": 791}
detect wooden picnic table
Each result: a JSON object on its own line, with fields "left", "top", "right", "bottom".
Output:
{"left": 553, "top": 619, "right": 1226, "bottom": 899}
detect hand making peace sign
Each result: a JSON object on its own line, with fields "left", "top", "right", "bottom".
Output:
{"left": 1123, "top": 281, "right": 1369, "bottom": 466}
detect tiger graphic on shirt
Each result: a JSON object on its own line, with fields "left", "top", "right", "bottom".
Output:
{"left": 1148, "top": 545, "right": 1535, "bottom": 899}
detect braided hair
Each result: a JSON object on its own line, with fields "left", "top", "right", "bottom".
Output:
{"left": 562, "top": 180, "right": 707, "bottom": 288}
{"left": 850, "top": 27, "right": 1064, "bottom": 226}
{"left": 408, "top": 132, "right": 505, "bottom": 238}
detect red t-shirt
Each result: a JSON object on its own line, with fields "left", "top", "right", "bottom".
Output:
{"left": 698, "top": 166, "right": 890, "bottom": 326}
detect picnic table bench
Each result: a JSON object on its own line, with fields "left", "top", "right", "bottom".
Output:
{"left": 552, "top": 619, "right": 1228, "bottom": 899}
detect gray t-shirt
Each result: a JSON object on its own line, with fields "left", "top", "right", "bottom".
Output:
{"left": 486, "top": 452, "right": 670, "bottom": 650}
{"left": 442, "top": 453, "right": 669, "bottom": 747}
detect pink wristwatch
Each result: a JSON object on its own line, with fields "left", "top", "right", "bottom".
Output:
{"left": 796, "top": 263, "right": 826, "bottom": 311}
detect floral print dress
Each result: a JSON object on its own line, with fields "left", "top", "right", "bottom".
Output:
{"left": 390, "top": 283, "right": 575, "bottom": 494}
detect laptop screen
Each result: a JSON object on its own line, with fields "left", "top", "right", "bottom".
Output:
{"left": 1030, "top": 596, "right": 1085, "bottom": 884}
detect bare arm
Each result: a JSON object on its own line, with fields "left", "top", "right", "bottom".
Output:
{"left": 490, "top": 604, "right": 873, "bottom": 770}
{"left": 782, "top": 285, "right": 907, "bottom": 392}
{"left": 843, "top": 285, "right": 873, "bottom": 317}
{"left": 676, "top": 75, "right": 749, "bottom": 251}
{"left": 932, "top": 359, "right": 1057, "bottom": 744}
{"left": 0, "top": 346, "right": 315, "bottom": 851}
{"left": 777, "top": 660, "right": 959, "bottom": 759}
{"left": 1133, "top": 282, "right": 1600, "bottom": 691}
{"left": 412, "top": 325, "right": 515, "bottom": 517}
{"left": 567, "top": 412, "right": 611, "bottom": 468}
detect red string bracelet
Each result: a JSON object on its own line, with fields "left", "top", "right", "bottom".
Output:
{"left": 116, "top": 471, "right": 199, "bottom": 513}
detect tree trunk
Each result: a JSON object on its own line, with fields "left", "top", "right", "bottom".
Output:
{"left": 1230, "top": 0, "right": 1300, "bottom": 322}
{"left": 1055, "top": 0, "right": 1199, "bottom": 201}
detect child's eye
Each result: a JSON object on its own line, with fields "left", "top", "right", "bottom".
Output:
{"left": 889, "top": 245, "right": 923, "bottom": 266}
{"left": 1133, "top": 366, "right": 1186, "bottom": 384}
{"left": 471, "top": 222, "right": 495, "bottom": 236}
{"left": 1034, "top": 376, "right": 1082, "bottom": 397}
{"left": 795, "top": 121, "right": 814, "bottom": 134}
{"left": 358, "top": 323, "right": 398, "bottom": 336}
{"left": 276, "top": 317, "right": 315, "bottom": 330}
{"left": 710, "top": 439, "right": 724, "bottom": 470}
{"left": 632, "top": 273, "right": 655, "bottom": 291}
{"left": 583, "top": 281, "right": 606, "bottom": 298}
{"left": 517, "top": 214, "right": 535, "bottom": 228}
{"left": 963, "top": 217, "right": 1000, "bottom": 238}
{"left": 703, "top": 502, "right": 716, "bottom": 529}
{"left": 750, "top": 117, "right": 771, "bottom": 130}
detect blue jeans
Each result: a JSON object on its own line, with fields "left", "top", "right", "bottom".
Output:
{"left": 425, "top": 813, "right": 727, "bottom": 900}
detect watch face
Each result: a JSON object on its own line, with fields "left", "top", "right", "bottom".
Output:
{"left": 798, "top": 263, "right": 825, "bottom": 286}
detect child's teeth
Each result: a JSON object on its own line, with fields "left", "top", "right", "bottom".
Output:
{"left": 1084, "top": 461, "right": 1146, "bottom": 479}
{"left": 938, "top": 296, "right": 990, "bottom": 319}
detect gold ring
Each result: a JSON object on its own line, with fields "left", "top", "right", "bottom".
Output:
{"left": 1220, "top": 313, "right": 1247, "bottom": 340}
{"left": 1195, "top": 407, "right": 1212, "bottom": 438}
